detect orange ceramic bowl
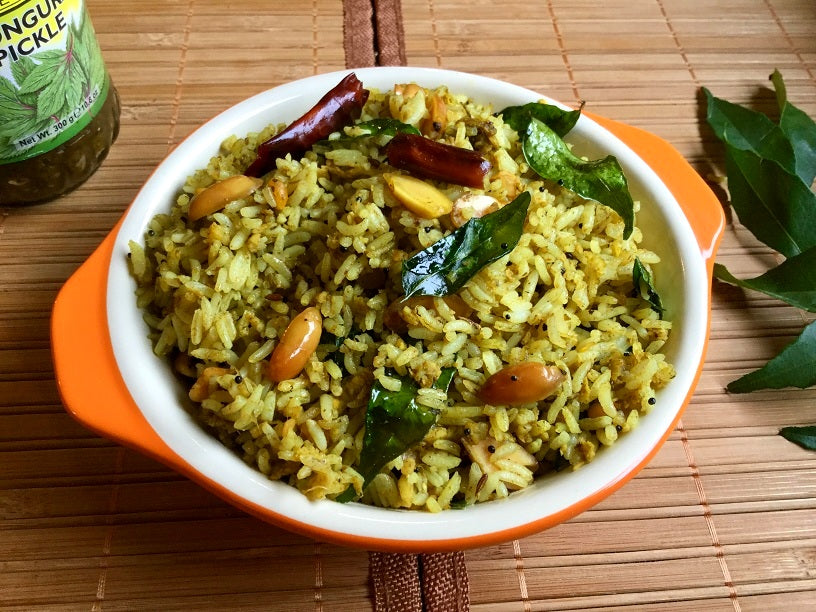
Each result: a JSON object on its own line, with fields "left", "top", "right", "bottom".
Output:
{"left": 52, "top": 67, "right": 724, "bottom": 552}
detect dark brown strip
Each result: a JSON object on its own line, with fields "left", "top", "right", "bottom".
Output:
{"left": 420, "top": 552, "right": 470, "bottom": 612}
{"left": 374, "top": 0, "right": 407, "bottom": 66}
{"left": 369, "top": 552, "right": 423, "bottom": 611}
{"left": 343, "top": 0, "right": 376, "bottom": 68}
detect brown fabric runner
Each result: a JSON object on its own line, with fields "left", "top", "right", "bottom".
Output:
{"left": 373, "top": 0, "right": 407, "bottom": 66}
{"left": 343, "top": 0, "right": 376, "bottom": 68}
{"left": 370, "top": 552, "right": 471, "bottom": 612}
{"left": 420, "top": 552, "right": 470, "bottom": 612}
{"left": 343, "top": 0, "right": 406, "bottom": 68}
{"left": 369, "top": 552, "right": 423, "bottom": 611}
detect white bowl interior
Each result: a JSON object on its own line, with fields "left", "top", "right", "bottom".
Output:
{"left": 107, "top": 67, "right": 708, "bottom": 544}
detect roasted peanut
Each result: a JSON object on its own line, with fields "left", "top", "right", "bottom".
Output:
{"left": 268, "top": 307, "right": 323, "bottom": 382}
{"left": 188, "top": 175, "right": 263, "bottom": 221}
{"left": 383, "top": 172, "right": 453, "bottom": 219}
{"left": 383, "top": 295, "right": 474, "bottom": 333}
{"left": 477, "top": 362, "right": 564, "bottom": 406}
{"left": 450, "top": 193, "right": 500, "bottom": 227}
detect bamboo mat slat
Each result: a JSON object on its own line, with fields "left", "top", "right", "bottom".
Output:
{"left": 2, "top": 0, "right": 816, "bottom": 609}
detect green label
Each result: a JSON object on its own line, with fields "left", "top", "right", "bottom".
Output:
{"left": 0, "top": 0, "right": 110, "bottom": 164}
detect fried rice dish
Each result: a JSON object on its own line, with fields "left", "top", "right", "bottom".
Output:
{"left": 128, "top": 73, "right": 674, "bottom": 511}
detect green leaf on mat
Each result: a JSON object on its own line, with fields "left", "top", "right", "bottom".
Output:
{"left": 779, "top": 425, "right": 816, "bottom": 451}
{"left": 727, "top": 319, "right": 816, "bottom": 393}
{"left": 522, "top": 118, "right": 634, "bottom": 239}
{"left": 402, "top": 191, "right": 531, "bottom": 298}
{"left": 713, "top": 248, "right": 816, "bottom": 313}
{"left": 723, "top": 146, "right": 816, "bottom": 258}
{"left": 703, "top": 86, "right": 797, "bottom": 174}
{"left": 771, "top": 69, "right": 816, "bottom": 186}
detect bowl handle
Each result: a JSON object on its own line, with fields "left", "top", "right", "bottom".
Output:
{"left": 588, "top": 114, "right": 725, "bottom": 268}
{"left": 51, "top": 226, "right": 177, "bottom": 464}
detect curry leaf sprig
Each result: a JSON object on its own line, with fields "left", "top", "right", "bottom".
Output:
{"left": 705, "top": 70, "right": 816, "bottom": 449}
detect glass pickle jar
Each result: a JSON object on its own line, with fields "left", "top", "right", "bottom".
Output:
{"left": 0, "top": 0, "right": 120, "bottom": 205}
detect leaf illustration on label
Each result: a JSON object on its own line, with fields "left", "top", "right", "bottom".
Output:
{"left": 79, "top": 9, "right": 105, "bottom": 92}
{"left": 18, "top": 60, "right": 57, "bottom": 96}
{"left": 37, "top": 74, "right": 68, "bottom": 121}
{"left": 10, "top": 56, "right": 36, "bottom": 89}
{"left": 0, "top": 3, "right": 108, "bottom": 162}
{"left": 65, "top": 62, "right": 85, "bottom": 110}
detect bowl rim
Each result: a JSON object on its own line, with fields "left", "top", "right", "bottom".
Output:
{"left": 56, "top": 66, "right": 724, "bottom": 551}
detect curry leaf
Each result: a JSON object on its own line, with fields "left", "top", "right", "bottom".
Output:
{"left": 357, "top": 374, "right": 433, "bottom": 485}
{"left": 335, "top": 368, "right": 456, "bottom": 502}
{"left": 771, "top": 69, "right": 816, "bottom": 186}
{"left": 703, "top": 87, "right": 797, "bottom": 173}
{"left": 499, "top": 102, "right": 581, "bottom": 138}
{"left": 779, "top": 426, "right": 816, "bottom": 451}
{"left": 633, "top": 258, "right": 664, "bottom": 316}
{"left": 402, "top": 191, "right": 531, "bottom": 297}
{"left": 713, "top": 247, "right": 816, "bottom": 312}
{"left": 523, "top": 118, "right": 634, "bottom": 238}
{"left": 353, "top": 118, "right": 420, "bottom": 137}
{"left": 433, "top": 367, "right": 456, "bottom": 392}
{"left": 357, "top": 367, "right": 456, "bottom": 487}
{"left": 727, "top": 319, "right": 816, "bottom": 393}
{"left": 724, "top": 146, "right": 816, "bottom": 258}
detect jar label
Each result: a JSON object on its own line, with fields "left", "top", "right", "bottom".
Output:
{"left": 0, "top": 0, "right": 110, "bottom": 165}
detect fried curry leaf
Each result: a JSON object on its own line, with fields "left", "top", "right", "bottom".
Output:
{"left": 770, "top": 69, "right": 816, "bottom": 186}
{"left": 779, "top": 426, "right": 816, "bottom": 451}
{"left": 357, "top": 374, "right": 433, "bottom": 485}
{"left": 522, "top": 118, "right": 634, "bottom": 239}
{"left": 499, "top": 101, "right": 582, "bottom": 138}
{"left": 727, "top": 319, "right": 816, "bottom": 393}
{"left": 334, "top": 368, "right": 458, "bottom": 503}
{"left": 633, "top": 258, "right": 664, "bottom": 316}
{"left": 315, "top": 118, "right": 419, "bottom": 151}
{"left": 402, "top": 191, "right": 531, "bottom": 298}
{"left": 353, "top": 118, "right": 420, "bottom": 137}
{"left": 713, "top": 247, "right": 816, "bottom": 313}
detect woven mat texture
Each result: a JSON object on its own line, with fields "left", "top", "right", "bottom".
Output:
{"left": 2, "top": 0, "right": 816, "bottom": 610}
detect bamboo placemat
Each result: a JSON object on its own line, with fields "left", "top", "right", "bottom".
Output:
{"left": 2, "top": 0, "right": 816, "bottom": 609}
